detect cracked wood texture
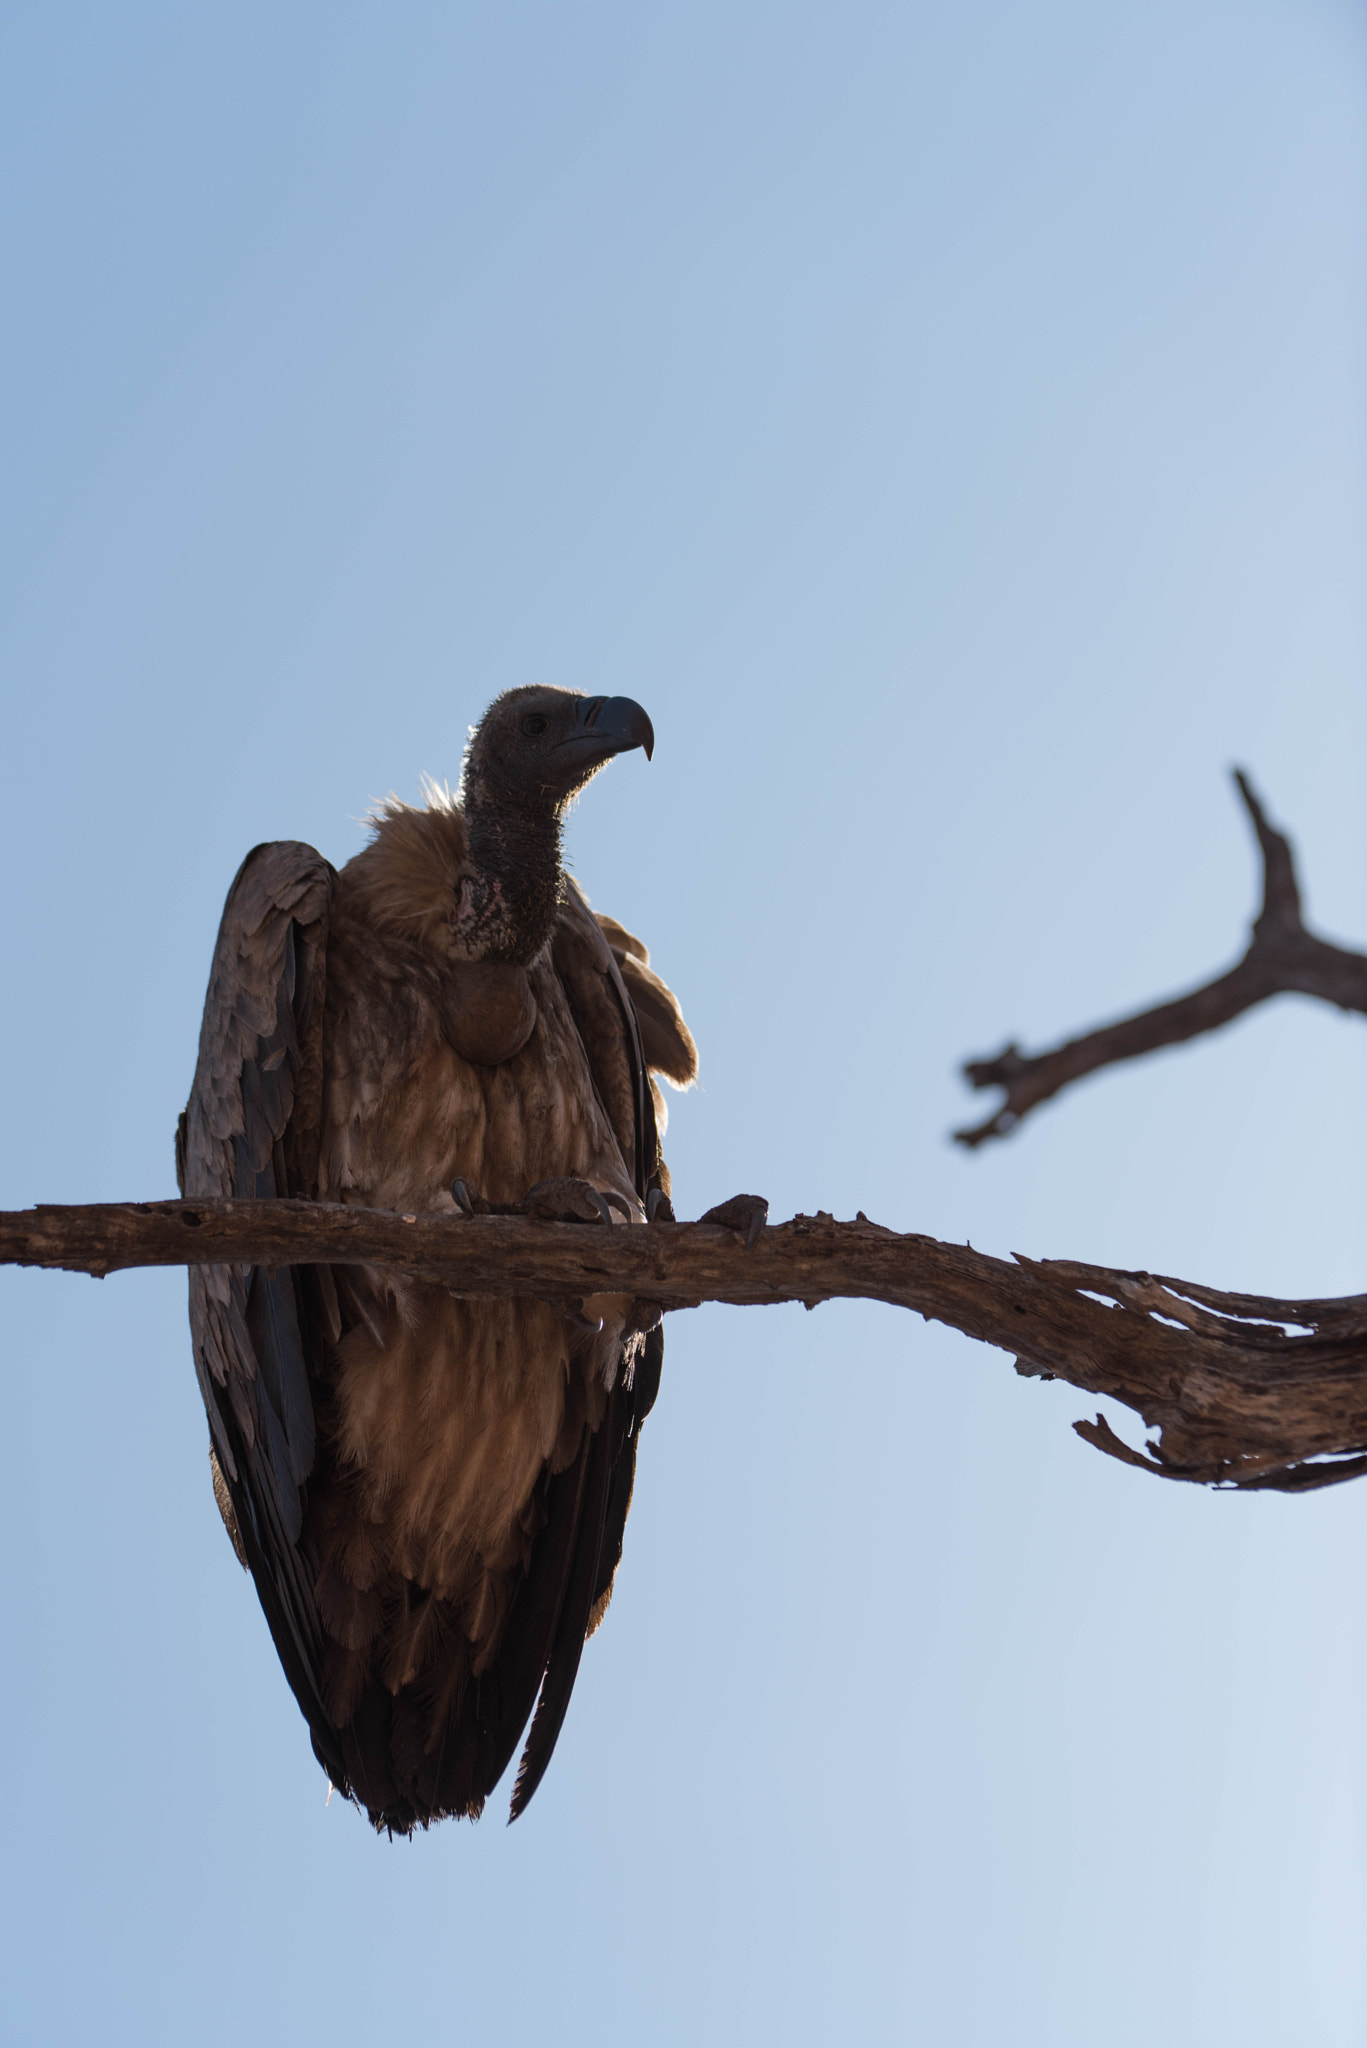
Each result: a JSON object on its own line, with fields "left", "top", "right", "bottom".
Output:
{"left": 956, "top": 770, "right": 1367, "bottom": 1147}
{"left": 4, "top": 1196, "right": 1367, "bottom": 1493}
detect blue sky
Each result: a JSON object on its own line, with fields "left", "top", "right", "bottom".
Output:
{"left": 1, "top": 3, "right": 1365, "bottom": 2042}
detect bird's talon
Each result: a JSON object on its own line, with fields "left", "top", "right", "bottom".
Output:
{"left": 647, "top": 1186, "right": 676, "bottom": 1225}
{"left": 697, "top": 1192, "right": 769, "bottom": 1249}
{"left": 450, "top": 1177, "right": 477, "bottom": 1217}
{"left": 519, "top": 1176, "right": 622, "bottom": 1225}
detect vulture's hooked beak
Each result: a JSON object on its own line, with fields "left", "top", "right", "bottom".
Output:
{"left": 561, "top": 694, "right": 654, "bottom": 767}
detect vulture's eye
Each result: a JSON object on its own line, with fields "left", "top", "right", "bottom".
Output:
{"left": 521, "top": 714, "right": 548, "bottom": 737}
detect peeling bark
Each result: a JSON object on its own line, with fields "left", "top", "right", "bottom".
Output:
{"left": 4, "top": 1195, "right": 1366, "bottom": 1493}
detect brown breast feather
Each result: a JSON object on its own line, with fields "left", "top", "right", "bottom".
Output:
{"left": 310, "top": 804, "right": 644, "bottom": 1724}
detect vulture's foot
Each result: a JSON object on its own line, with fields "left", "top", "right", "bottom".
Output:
{"left": 450, "top": 1176, "right": 491, "bottom": 1216}
{"left": 518, "top": 1176, "right": 632, "bottom": 1226}
{"left": 646, "top": 1186, "right": 676, "bottom": 1225}
{"left": 697, "top": 1193, "right": 769, "bottom": 1250}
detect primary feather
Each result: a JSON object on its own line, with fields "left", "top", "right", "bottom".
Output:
{"left": 179, "top": 688, "right": 695, "bottom": 1831}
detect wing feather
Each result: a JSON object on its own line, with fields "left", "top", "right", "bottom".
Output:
{"left": 497, "top": 888, "right": 693, "bottom": 1817}
{"left": 508, "top": 1378, "right": 624, "bottom": 1820}
{"left": 613, "top": 949, "right": 699, "bottom": 1089}
{"left": 180, "top": 841, "right": 335, "bottom": 1762}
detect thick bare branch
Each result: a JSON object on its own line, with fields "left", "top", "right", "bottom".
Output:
{"left": 956, "top": 770, "right": 1367, "bottom": 1147}
{"left": 5, "top": 1195, "right": 1367, "bottom": 1493}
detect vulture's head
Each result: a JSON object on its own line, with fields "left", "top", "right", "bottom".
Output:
{"left": 463, "top": 686, "right": 654, "bottom": 812}
{"left": 457, "top": 685, "right": 654, "bottom": 964}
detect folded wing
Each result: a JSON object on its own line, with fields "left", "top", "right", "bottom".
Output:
{"left": 177, "top": 841, "right": 342, "bottom": 1785}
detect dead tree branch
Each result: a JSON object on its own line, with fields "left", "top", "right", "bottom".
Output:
{"left": 956, "top": 770, "right": 1367, "bottom": 1148}
{"left": 5, "top": 1195, "right": 1367, "bottom": 1493}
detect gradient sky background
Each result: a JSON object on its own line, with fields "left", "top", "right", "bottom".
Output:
{"left": 2, "top": 3, "right": 1365, "bottom": 2043}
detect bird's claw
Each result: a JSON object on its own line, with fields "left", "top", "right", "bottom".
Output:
{"left": 646, "top": 1186, "right": 676, "bottom": 1225}
{"left": 697, "top": 1193, "right": 769, "bottom": 1249}
{"left": 450, "top": 1176, "right": 489, "bottom": 1217}
{"left": 519, "top": 1176, "right": 625, "bottom": 1226}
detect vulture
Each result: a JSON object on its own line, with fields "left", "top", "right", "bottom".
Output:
{"left": 177, "top": 687, "right": 701, "bottom": 1831}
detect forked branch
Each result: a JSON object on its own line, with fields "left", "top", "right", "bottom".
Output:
{"left": 4, "top": 1196, "right": 1367, "bottom": 1494}
{"left": 956, "top": 771, "right": 1367, "bottom": 1147}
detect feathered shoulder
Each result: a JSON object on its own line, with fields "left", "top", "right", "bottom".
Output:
{"left": 335, "top": 783, "right": 468, "bottom": 956}
{"left": 594, "top": 911, "right": 698, "bottom": 1089}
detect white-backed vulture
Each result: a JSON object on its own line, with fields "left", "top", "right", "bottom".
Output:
{"left": 177, "top": 688, "right": 698, "bottom": 1830}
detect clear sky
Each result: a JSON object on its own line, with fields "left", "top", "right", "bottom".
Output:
{"left": 1, "top": 3, "right": 1365, "bottom": 2043}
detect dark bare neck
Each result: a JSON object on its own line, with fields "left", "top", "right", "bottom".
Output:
{"left": 458, "top": 771, "right": 565, "bottom": 965}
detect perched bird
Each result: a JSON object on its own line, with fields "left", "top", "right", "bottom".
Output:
{"left": 178, "top": 688, "right": 700, "bottom": 1830}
